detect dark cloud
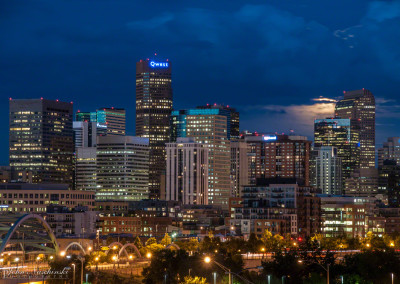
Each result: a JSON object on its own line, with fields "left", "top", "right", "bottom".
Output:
{"left": 0, "top": 0, "right": 400, "bottom": 163}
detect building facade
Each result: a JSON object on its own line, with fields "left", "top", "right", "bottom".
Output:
{"left": 75, "top": 147, "right": 97, "bottom": 191}
{"left": 0, "top": 183, "right": 95, "bottom": 213}
{"left": 136, "top": 59, "right": 173, "bottom": 199}
{"left": 230, "top": 141, "right": 250, "bottom": 197}
{"left": 311, "top": 146, "right": 342, "bottom": 195}
{"left": 166, "top": 138, "right": 209, "bottom": 204}
{"left": 96, "top": 136, "right": 149, "bottom": 201}
{"left": 171, "top": 109, "right": 231, "bottom": 209}
{"left": 9, "top": 99, "right": 74, "bottom": 187}
{"left": 378, "top": 137, "right": 400, "bottom": 167}
{"left": 314, "top": 118, "right": 360, "bottom": 185}
{"left": 243, "top": 134, "right": 311, "bottom": 186}
{"left": 335, "top": 89, "right": 375, "bottom": 169}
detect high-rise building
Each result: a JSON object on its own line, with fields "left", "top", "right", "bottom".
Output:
{"left": 96, "top": 136, "right": 149, "bottom": 201}
{"left": 335, "top": 89, "right": 375, "bottom": 169}
{"left": 90, "top": 108, "right": 126, "bottom": 136}
{"left": 243, "top": 134, "right": 311, "bottom": 186}
{"left": 165, "top": 138, "right": 209, "bottom": 205}
{"left": 378, "top": 160, "right": 400, "bottom": 207}
{"left": 171, "top": 109, "right": 231, "bottom": 209}
{"left": 9, "top": 99, "right": 74, "bottom": 187}
{"left": 196, "top": 104, "right": 240, "bottom": 140}
{"left": 136, "top": 59, "right": 173, "bottom": 199}
{"left": 314, "top": 118, "right": 360, "bottom": 184}
{"left": 75, "top": 147, "right": 97, "bottom": 192}
{"left": 311, "top": 146, "right": 342, "bottom": 195}
{"left": 378, "top": 137, "right": 400, "bottom": 167}
{"left": 73, "top": 121, "right": 99, "bottom": 148}
{"left": 344, "top": 168, "right": 378, "bottom": 197}
{"left": 230, "top": 141, "right": 250, "bottom": 197}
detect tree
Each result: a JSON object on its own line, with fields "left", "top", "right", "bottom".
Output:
{"left": 146, "top": 237, "right": 157, "bottom": 246}
{"left": 134, "top": 236, "right": 143, "bottom": 250}
{"left": 246, "top": 233, "right": 263, "bottom": 253}
{"left": 180, "top": 276, "right": 208, "bottom": 284}
{"left": 161, "top": 233, "right": 172, "bottom": 246}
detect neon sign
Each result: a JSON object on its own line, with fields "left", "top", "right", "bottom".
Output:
{"left": 263, "top": 135, "right": 277, "bottom": 141}
{"left": 150, "top": 61, "right": 169, "bottom": 68}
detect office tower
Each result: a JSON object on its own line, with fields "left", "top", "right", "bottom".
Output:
{"left": 75, "top": 112, "right": 91, "bottom": 122}
{"left": 73, "top": 121, "right": 99, "bottom": 148}
{"left": 243, "top": 134, "right": 311, "bottom": 186}
{"left": 96, "top": 136, "right": 149, "bottom": 201}
{"left": 378, "top": 160, "right": 400, "bottom": 207}
{"left": 165, "top": 138, "right": 209, "bottom": 204}
{"left": 344, "top": 168, "right": 378, "bottom": 196}
{"left": 171, "top": 109, "right": 231, "bottom": 209}
{"left": 230, "top": 141, "right": 250, "bottom": 197}
{"left": 91, "top": 108, "right": 126, "bottom": 136}
{"left": 196, "top": 104, "right": 240, "bottom": 140}
{"left": 311, "top": 146, "right": 342, "bottom": 195}
{"left": 9, "top": 98, "right": 74, "bottom": 187}
{"left": 136, "top": 59, "right": 173, "bottom": 199}
{"left": 378, "top": 137, "right": 400, "bottom": 167}
{"left": 314, "top": 118, "right": 360, "bottom": 184}
{"left": 75, "top": 147, "right": 97, "bottom": 191}
{"left": 335, "top": 89, "right": 375, "bottom": 168}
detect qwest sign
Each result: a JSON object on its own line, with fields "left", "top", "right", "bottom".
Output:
{"left": 263, "top": 135, "right": 277, "bottom": 141}
{"left": 150, "top": 61, "right": 169, "bottom": 68}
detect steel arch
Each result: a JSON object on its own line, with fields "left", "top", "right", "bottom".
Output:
{"left": 0, "top": 214, "right": 59, "bottom": 255}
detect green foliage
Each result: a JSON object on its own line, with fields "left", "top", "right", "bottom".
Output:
{"left": 145, "top": 237, "right": 157, "bottom": 246}
{"left": 160, "top": 233, "right": 172, "bottom": 246}
{"left": 180, "top": 276, "right": 208, "bottom": 284}
{"left": 134, "top": 236, "right": 143, "bottom": 249}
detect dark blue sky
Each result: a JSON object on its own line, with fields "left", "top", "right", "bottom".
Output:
{"left": 1, "top": 0, "right": 400, "bottom": 164}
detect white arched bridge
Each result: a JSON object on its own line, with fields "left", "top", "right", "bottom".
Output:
{"left": 0, "top": 213, "right": 181, "bottom": 261}
{"left": 0, "top": 213, "right": 59, "bottom": 256}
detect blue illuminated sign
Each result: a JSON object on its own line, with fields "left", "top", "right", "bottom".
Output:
{"left": 263, "top": 135, "right": 277, "bottom": 141}
{"left": 150, "top": 61, "right": 169, "bottom": 68}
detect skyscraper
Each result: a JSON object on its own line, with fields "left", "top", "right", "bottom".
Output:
{"left": 171, "top": 109, "right": 231, "bottom": 209}
{"left": 75, "top": 147, "right": 97, "bottom": 192}
{"left": 96, "top": 136, "right": 149, "bottom": 201}
{"left": 230, "top": 140, "right": 250, "bottom": 197}
{"left": 243, "top": 134, "right": 311, "bottom": 186}
{"left": 196, "top": 104, "right": 240, "bottom": 140}
{"left": 314, "top": 118, "right": 360, "bottom": 185}
{"left": 166, "top": 138, "right": 209, "bottom": 204}
{"left": 136, "top": 59, "right": 173, "bottom": 199}
{"left": 91, "top": 108, "right": 126, "bottom": 136}
{"left": 378, "top": 137, "right": 400, "bottom": 167}
{"left": 311, "top": 146, "right": 342, "bottom": 195}
{"left": 335, "top": 89, "right": 376, "bottom": 169}
{"left": 9, "top": 98, "right": 74, "bottom": 187}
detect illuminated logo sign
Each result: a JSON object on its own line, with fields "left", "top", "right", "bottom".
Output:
{"left": 96, "top": 123, "right": 107, "bottom": 128}
{"left": 150, "top": 61, "right": 169, "bottom": 68}
{"left": 263, "top": 135, "right": 277, "bottom": 141}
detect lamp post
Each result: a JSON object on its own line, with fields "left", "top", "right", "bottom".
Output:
{"left": 72, "top": 263, "right": 76, "bottom": 284}
{"left": 205, "top": 256, "right": 232, "bottom": 284}
{"left": 391, "top": 273, "right": 394, "bottom": 284}
{"left": 213, "top": 272, "right": 217, "bottom": 284}
{"left": 298, "top": 260, "right": 330, "bottom": 284}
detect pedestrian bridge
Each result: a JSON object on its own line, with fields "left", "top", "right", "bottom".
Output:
{"left": 0, "top": 213, "right": 59, "bottom": 256}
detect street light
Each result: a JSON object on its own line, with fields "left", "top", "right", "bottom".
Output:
{"left": 392, "top": 273, "right": 394, "bottom": 284}
{"left": 60, "top": 251, "right": 66, "bottom": 257}
{"left": 112, "top": 255, "right": 117, "bottom": 273}
{"left": 71, "top": 263, "right": 76, "bottom": 284}
{"left": 146, "top": 252, "right": 152, "bottom": 259}
{"left": 298, "top": 260, "right": 330, "bottom": 284}
{"left": 95, "top": 257, "right": 99, "bottom": 271}
{"left": 15, "top": 257, "right": 20, "bottom": 269}
{"left": 204, "top": 256, "right": 232, "bottom": 284}
{"left": 390, "top": 242, "right": 395, "bottom": 247}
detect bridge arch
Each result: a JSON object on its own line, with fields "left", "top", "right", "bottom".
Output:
{"left": 166, "top": 243, "right": 180, "bottom": 250}
{"left": 118, "top": 243, "right": 142, "bottom": 258}
{"left": 64, "top": 242, "right": 86, "bottom": 255}
{"left": 0, "top": 214, "right": 59, "bottom": 255}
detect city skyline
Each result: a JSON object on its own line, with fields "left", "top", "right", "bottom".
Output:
{"left": 1, "top": 1, "right": 400, "bottom": 164}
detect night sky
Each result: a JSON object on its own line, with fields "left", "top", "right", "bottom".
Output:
{"left": 1, "top": 0, "right": 400, "bottom": 165}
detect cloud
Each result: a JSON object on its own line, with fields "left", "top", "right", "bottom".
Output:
{"left": 242, "top": 98, "right": 336, "bottom": 138}
{"left": 313, "top": 96, "right": 338, "bottom": 103}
